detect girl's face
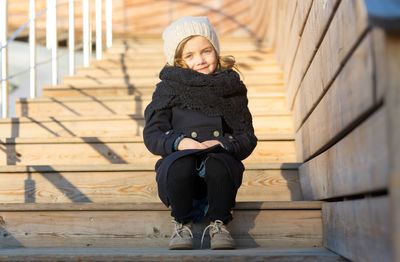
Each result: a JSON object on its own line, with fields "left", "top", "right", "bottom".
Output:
{"left": 181, "top": 36, "right": 218, "bottom": 74}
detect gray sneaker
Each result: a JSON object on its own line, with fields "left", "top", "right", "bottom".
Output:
{"left": 201, "top": 220, "right": 235, "bottom": 249}
{"left": 169, "top": 220, "right": 194, "bottom": 250}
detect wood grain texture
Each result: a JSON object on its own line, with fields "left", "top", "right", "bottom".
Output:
{"left": 323, "top": 197, "right": 391, "bottom": 262}
{"left": 15, "top": 95, "right": 289, "bottom": 117}
{"left": 295, "top": 34, "right": 375, "bottom": 162}
{"left": 0, "top": 208, "right": 322, "bottom": 248}
{"left": 0, "top": 114, "right": 293, "bottom": 138}
{"left": 287, "top": 0, "right": 339, "bottom": 108}
{"left": 384, "top": 33, "right": 400, "bottom": 262}
{"left": 291, "top": 0, "right": 369, "bottom": 124}
{"left": 299, "top": 108, "right": 389, "bottom": 200}
{"left": 0, "top": 138, "right": 296, "bottom": 165}
{"left": 0, "top": 247, "right": 347, "bottom": 262}
{"left": 0, "top": 169, "right": 302, "bottom": 203}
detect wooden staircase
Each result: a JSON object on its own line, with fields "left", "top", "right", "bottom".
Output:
{"left": 0, "top": 37, "right": 347, "bottom": 261}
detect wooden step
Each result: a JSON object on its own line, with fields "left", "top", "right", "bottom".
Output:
{"left": 0, "top": 247, "right": 347, "bottom": 261}
{"left": 74, "top": 67, "right": 282, "bottom": 79}
{"left": 15, "top": 95, "right": 289, "bottom": 117}
{"left": 77, "top": 64, "right": 282, "bottom": 77}
{"left": 0, "top": 114, "right": 293, "bottom": 138}
{"left": 0, "top": 163, "right": 302, "bottom": 203}
{"left": 61, "top": 72, "right": 283, "bottom": 87}
{"left": 41, "top": 82, "right": 285, "bottom": 96}
{"left": 0, "top": 136, "right": 296, "bottom": 165}
{"left": 0, "top": 201, "right": 322, "bottom": 248}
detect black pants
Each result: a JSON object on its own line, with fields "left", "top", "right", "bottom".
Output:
{"left": 166, "top": 154, "right": 237, "bottom": 224}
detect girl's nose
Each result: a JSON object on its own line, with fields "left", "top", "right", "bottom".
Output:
{"left": 195, "top": 55, "right": 205, "bottom": 65}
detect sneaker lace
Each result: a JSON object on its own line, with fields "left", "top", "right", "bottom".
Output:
{"left": 200, "top": 220, "right": 228, "bottom": 248}
{"left": 171, "top": 220, "right": 193, "bottom": 239}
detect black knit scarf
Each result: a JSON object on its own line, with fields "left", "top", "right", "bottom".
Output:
{"left": 145, "top": 66, "right": 254, "bottom": 134}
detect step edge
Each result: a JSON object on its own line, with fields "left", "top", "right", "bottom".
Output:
{"left": 0, "top": 134, "right": 294, "bottom": 144}
{"left": 0, "top": 163, "right": 301, "bottom": 173}
{"left": 0, "top": 201, "right": 322, "bottom": 211}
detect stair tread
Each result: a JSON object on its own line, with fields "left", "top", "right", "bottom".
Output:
{"left": 0, "top": 112, "right": 293, "bottom": 123}
{"left": 0, "top": 162, "right": 301, "bottom": 173}
{"left": 20, "top": 92, "right": 286, "bottom": 101}
{"left": 0, "top": 133, "right": 294, "bottom": 143}
{"left": 0, "top": 247, "right": 345, "bottom": 261}
{"left": 0, "top": 201, "right": 322, "bottom": 211}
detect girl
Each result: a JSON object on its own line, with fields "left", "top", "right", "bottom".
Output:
{"left": 143, "top": 16, "right": 257, "bottom": 250}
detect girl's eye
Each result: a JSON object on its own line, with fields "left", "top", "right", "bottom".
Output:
{"left": 184, "top": 54, "right": 192, "bottom": 60}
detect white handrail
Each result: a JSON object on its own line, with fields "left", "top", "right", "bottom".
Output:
{"left": 51, "top": 0, "right": 58, "bottom": 85}
{"left": 1, "top": 0, "right": 8, "bottom": 118}
{"left": 0, "top": 0, "right": 113, "bottom": 118}
{"left": 106, "top": 0, "right": 112, "bottom": 48}
{"left": 29, "top": 0, "right": 37, "bottom": 98}
{"left": 96, "top": 0, "right": 102, "bottom": 60}
{"left": 68, "top": 0, "right": 75, "bottom": 76}
{"left": 83, "top": 0, "right": 91, "bottom": 67}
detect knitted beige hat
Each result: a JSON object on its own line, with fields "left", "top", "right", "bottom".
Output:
{"left": 162, "top": 16, "right": 220, "bottom": 65}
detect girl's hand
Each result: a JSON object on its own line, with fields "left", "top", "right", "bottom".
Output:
{"left": 177, "top": 138, "right": 208, "bottom": 150}
{"left": 201, "top": 140, "right": 224, "bottom": 148}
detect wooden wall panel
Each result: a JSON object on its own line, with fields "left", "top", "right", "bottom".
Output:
{"left": 323, "top": 197, "right": 391, "bottom": 262}
{"left": 295, "top": 34, "right": 375, "bottom": 162}
{"left": 291, "top": 0, "right": 369, "bottom": 127}
{"left": 299, "top": 108, "right": 388, "bottom": 200}
{"left": 384, "top": 33, "right": 400, "bottom": 262}
{"left": 286, "top": 0, "right": 339, "bottom": 107}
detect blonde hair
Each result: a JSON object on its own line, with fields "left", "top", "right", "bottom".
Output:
{"left": 173, "top": 36, "right": 240, "bottom": 73}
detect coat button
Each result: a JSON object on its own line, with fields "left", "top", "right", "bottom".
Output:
{"left": 228, "top": 135, "right": 233, "bottom": 139}
{"left": 191, "top": 131, "right": 198, "bottom": 138}
{"left": 165, "top": 130, "right": 170, "bottom": 135}
{"left": 213, "top": 130, "right": 220, "bottom": 137}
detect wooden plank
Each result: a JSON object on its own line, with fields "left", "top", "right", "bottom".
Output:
{"left": 0, "top": 209, "right": 321, "bottom": 248}
{"left": 0, "top": 114, "right": 293, "bottom": 138}
{"left": 295, "top": 34, "right": 375, "bottom": 161}
{"left": 283, "top": 0, "right": 314, "bottom": 84}
{"left": 15, "top": 95, "right": 289, "bottom": 117}
{"left": 41, "top": 83, "right": 285, "bottom": 97}
{"left": 289, "top": 0, "right": 369, "bottom": 113}
{"left": 0, "top": 163, "right": 301, "bottom": 173}
{"left": 383, "top": 33, "right": 400, "bottom": 262}
{"left": 0, "top": 139, "right": 296, "bottom": 165}
{"left": 371, "top": 29, "right": 387, "bottom": 102}
{"left": 323, "top": 197, "right": 391, "bottom": 262}
{"left": 299, "top": 108, "right": 389, "bottom": 200}
{"left": 0, "top": 201, "right": 321, "bottom": 211}
{"left": 286, "top": 0, "right": 339, "bottom": 102}
{"left": 0, "top": 169, "right": 302, "bottom": 203}
{"left": 60, "top": 73, "right": 284, "bottom": 87}
{"left": 0, "top": 247, "right": 348, "bottom": 262}
{"left": 0, "top": 115, "right": 145, "bottom": 138}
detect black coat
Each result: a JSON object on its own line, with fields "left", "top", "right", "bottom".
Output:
{"left": 143, "top": 67, "right": 257, "bottom": 206}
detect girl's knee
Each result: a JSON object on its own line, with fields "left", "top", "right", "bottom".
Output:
{"left": 204, "top": 157, "right": 230, "bottom": 181}
{"left": 168, "top": 156, "right": 197, "bottom": 182}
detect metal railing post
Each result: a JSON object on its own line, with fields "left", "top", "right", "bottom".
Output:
{"left": 46, "top": 0, "right": 51, "bottom": 49}
{"left": 83, "top": 0, "right": 91, "bottom": 67}
{"left": 96, "top": 0, "right": 102, "bottom": 60}
{"left": 51, "top": 0, "right": 58, "bottom": 85}
{"left": 29, "top": 0, "right": 37, "bottom": 98}
{"left": 69, "top": 0, "right": 75, "bottom": 75}
{"left": 106, "top": 0, "right": 112, "bottom": 48}
{"left": 1, "top": 0, "right": 8, "bottom": 118}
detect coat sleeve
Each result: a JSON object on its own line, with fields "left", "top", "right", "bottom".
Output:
{"left": 217, "top": 130, "right": 257, "bottom": 161}
{"left": 216, "top": 103, "right": 258, "bottom": 161}
{"left": 143, "top": 105, "right": 181, "bottom": 157}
